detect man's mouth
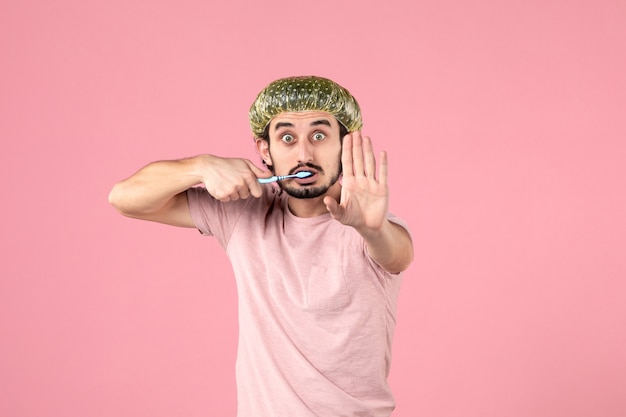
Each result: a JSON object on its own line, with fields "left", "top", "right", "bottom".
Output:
{"left": 288, "top": 164, "right": 323, "bottom": 184}
{"left": 294, "top": 172, "right": 318, "bottom": 184}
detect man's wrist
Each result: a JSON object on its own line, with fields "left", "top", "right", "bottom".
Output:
{"left": 357, "top": 220, "right": 389, "bottom": 243}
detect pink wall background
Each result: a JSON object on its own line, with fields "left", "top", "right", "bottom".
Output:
{"left": 1, "top": 0, "right": 625, "bottom": 416}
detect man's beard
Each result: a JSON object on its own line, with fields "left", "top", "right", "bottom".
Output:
{"left": 272, "top": 159, "right": 342, "bottom": 199}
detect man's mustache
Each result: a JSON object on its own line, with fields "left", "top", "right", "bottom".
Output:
{"left": 288, "top": 163, "right": 324, "bottom": 175}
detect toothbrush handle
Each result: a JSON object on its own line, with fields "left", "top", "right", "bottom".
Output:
{"left": 258, "top": 176, "right": 279, "bottom": 184}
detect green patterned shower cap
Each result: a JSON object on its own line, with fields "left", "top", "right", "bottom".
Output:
{"left": 249, "top": 76, "right": 363, "bottom": 138}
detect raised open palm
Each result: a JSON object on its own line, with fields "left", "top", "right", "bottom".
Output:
{"left": 324, "top": 132, "right": 389, "bottom": 235}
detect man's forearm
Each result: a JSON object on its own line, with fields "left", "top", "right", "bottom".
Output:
{"left": 108, "top": 156, "right": 207, "bottom": 216}
{"left": 361, "top": 220, "right": 414, "bottom": 274}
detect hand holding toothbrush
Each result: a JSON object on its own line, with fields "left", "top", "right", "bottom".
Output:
{"left": 201, "top": 155, "right": 272, "bottom": 202}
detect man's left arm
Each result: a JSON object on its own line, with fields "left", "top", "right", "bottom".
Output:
{"left": 360, "top": 218, "right": 413, "bottom": 275}
{"left": 323, "top": 131, "right": 414, "bottom": 274}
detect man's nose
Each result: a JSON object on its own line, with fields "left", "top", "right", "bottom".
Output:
{"left": 297, "top": 138, "right": 313, "bottom": 163}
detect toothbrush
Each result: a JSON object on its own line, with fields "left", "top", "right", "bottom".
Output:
{"left": 258, "top": 171, "right": 313, "bottom": 184}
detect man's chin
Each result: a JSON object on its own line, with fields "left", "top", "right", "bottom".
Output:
{"left": 281, "top": 184, "right": 330, "bottom": 199}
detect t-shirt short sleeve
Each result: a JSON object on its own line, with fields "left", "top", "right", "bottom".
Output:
{"left": 387, "top": 212, "right": 412, "bottom": 243}
{"left": 186, "top": 186, "right": 253, "bottom": 248}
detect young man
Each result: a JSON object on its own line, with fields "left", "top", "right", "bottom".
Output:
{"left": 109, "top": 76, "right": 413, "bottom": 417}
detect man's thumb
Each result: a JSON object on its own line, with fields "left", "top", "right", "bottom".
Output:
{"left": 247, "top": 160, "right": 272, "bottom": 178}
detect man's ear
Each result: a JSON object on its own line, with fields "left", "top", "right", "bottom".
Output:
{"left": 255, "top": 138, "right": 273, "bottom": 167}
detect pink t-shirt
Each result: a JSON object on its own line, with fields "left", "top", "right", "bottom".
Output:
{"left": 187, "top": 185, "right": 408, "bottom": 417}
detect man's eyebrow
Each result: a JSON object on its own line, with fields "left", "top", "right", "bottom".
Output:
{"left": 273, "top": 119, "right": 332, "bottom": 130}
{"left": 310, "top": 119, "right": 332, "bottom": 127}
{"left": 274, "top": 122, "right": 294, "bottom": 131}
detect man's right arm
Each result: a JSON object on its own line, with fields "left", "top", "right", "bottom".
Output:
{"left": 108, "top": 154, "right": 270, "bottom": 227}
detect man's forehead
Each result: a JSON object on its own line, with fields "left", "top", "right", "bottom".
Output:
{"left": 270, "top": 111, "right": 336, "bottom": 126}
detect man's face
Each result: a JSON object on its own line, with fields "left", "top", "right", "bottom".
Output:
{"left": 257, "top": 111, "right": 343, "bottom": 199}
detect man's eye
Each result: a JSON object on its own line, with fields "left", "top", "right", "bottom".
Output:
{"left": 312, "top": 132, "right": 325, "bottom": 141}
{"left": 281, "top": 134, "right": 294, "bottom": 143}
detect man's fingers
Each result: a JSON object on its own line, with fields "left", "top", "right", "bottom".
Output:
{"left": 247, "top": 177, "right": 264, "bottom": 198}
{"left": 323, "top": 196, "right": 343, "bottom": 219}
{"left": 246, "top": 159, "right": 272, "bottom": 178}
{"left": 341, "top": 134, "right": 354, "bottom": 178}
{"left": 245, "top": 159, "right": 270, "bottom": 198}
{"left": 379, "top": 151, "right": 388, "bottom": 186}
{"left": 351, "top": 131, "right": 365, "bottom": 177}
{"left": 363, "top": 135, "right": 376, "bottom": 179}
{"left": 345, "top": 132, "right": 378, "bottom": 180}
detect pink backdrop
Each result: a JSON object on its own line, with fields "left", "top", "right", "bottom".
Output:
{"left": 1, "top": 0, "right": 625, "bottom": 416}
